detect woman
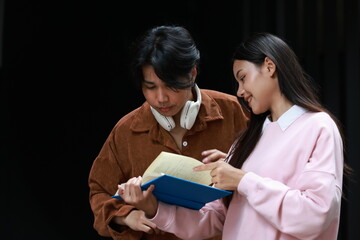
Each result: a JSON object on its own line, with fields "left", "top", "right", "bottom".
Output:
{"left": 88, "top": 25, "right": 248, "bottom": 240}
{"left": 119, "top": 32, "right": 349, "bottom": 240}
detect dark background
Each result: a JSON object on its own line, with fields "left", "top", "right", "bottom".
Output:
{"left": 1, "top": 0, "right": 359, "bottom": 239}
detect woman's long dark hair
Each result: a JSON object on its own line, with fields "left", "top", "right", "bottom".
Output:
{"left": 225, "top": 33, "right": 352, "bottom": 206}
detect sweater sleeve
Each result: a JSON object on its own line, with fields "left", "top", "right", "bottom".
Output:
{"left": 238, "top": 119, "right": 343, "bottom": 240}
{"left": 151, "top": 199, "right": 227, "bottom": 240}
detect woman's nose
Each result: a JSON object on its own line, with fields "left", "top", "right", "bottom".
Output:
{"left": 237, "top": 87, "right": 245, "bottom": 98}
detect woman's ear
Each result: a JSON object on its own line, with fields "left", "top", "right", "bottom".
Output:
{"left": 264, "top": 57, "right": 276, "bottom": 77}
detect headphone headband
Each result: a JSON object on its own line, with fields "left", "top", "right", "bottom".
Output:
{"left": 150, "top": 84, "right": 201, "bottom": 131}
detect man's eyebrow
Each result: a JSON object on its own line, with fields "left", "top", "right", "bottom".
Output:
{"left": 143, "top": 80, "right": 154, "bottom": 84}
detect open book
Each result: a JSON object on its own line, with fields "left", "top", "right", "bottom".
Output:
{"left": 112, "top": 151, "right": 232, "bottom": 210}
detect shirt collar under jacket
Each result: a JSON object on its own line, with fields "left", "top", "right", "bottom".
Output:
{"left": 262, "top": 105, "right": 308, "bottom": 132}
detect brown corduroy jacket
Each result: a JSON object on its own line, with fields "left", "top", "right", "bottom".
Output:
{"left": 88, "top": 89, "right": 249, "bottom": 240}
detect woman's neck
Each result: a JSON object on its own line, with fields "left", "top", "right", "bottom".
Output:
{"left": 270, "top": 96, "right": 293, "bottom": 121}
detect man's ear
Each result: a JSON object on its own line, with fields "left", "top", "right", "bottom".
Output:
{"left": 191, "top": 66, "right": 198, "bottom": 82}
{"left": 264, "top": 57, "right": 276, "bottom": 77}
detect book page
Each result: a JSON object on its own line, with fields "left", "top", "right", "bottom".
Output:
{"left": 142, "top": 151, "right": 212, "bottom": 186}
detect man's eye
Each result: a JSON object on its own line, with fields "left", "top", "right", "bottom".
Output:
{"left": 144, "top": 85, "right": 155, "bottom": 89}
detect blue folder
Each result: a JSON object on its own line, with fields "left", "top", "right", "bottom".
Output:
{"left": 112, "top": 174, "right": 232, "bottom": 210}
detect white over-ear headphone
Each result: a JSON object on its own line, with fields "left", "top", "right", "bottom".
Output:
{"left": 150, "top": 84, "right": 202, "bottom": 131}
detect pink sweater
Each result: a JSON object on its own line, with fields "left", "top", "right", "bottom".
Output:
{"left": 151, "top": 106, "right": 344, "bottom": 240}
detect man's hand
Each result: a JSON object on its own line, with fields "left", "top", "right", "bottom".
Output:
{"left": 119, "top": 176, "right": 158, "bottom": 218}
{"left": 112, "top": 210, "right": 163, "bottom": 234}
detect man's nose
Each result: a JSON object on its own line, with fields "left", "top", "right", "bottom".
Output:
{"left": 157, "top": 88, "right": 169, "bottom": 103}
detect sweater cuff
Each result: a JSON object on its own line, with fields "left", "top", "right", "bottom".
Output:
{"left": 238, "top": 171, "right": 261, "bottom": 197}
{"left": 151, "top": 202, "right": 176, "bottom": 229}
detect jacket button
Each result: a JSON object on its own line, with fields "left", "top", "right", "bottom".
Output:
{"left": 182, "top": 141, "right": 188, "bottom": 147}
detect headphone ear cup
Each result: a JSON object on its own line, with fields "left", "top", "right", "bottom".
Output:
{"left": 150, "top": 106, "right": 175, "bottom": 131}
{"left": 180, "top": 101, "right": 191, "bottom": 129}
{"left": 180, "top": 84, "right": 201, "bottom": 130}
{"left": 180, "top": 100, "right": 200, "bottom": 129}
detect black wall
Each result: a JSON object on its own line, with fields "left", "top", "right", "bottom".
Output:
{"left": 1, "top": 0, "right": 359, "bottom": 239}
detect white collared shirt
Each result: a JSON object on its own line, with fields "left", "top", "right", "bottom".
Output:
{"left": 262, "top": 105, "right": 308, "bottom": 132}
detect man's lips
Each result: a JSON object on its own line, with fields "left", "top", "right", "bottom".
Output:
{"left": 159, "top": 107, "right": 171, "bottom": 113}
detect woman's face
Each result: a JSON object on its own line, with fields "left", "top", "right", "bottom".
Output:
{"left": 142, "top": 65, "right": 193, "bottom": 117}
{"left": 233, "top": 59, "right": 278, "bottom": 114}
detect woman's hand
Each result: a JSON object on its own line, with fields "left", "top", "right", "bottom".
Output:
{"left": 201, "top": 149, "right": 227, "bottom": 163}
{"left": 118, "top": 176, "right": 158, "bottom": 218}
{"left": 194, "top": 161, "right": 246, "bottom": 191}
